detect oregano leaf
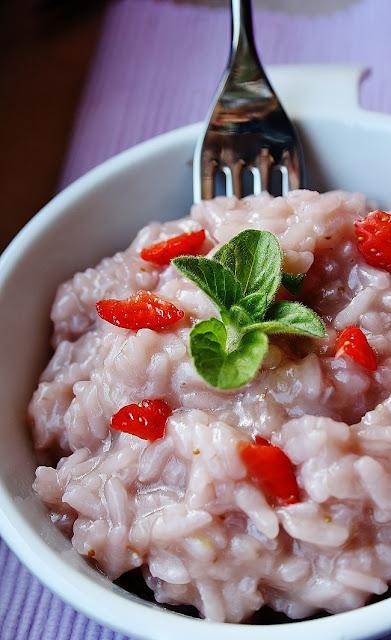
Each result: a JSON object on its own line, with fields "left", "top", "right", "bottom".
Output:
{"left": 238, "top": 292, "right": 268, "bottom": 322}
{"left": 257, "top": 301, "right": 326, "bottom": 337}
{"left": 225, "top": 305, "right": 253, "bottom": 328}
{"left": 281, "top": 272, "right": 305, "bottom": 295}
{"left": 173, "top": 256, "right": 243, "bottom": 313}
{"left": 213, "top": 230, "right": 282, "bottom": 301}
{"left": 190, "top": 318, "right": 269, "bottom": 390}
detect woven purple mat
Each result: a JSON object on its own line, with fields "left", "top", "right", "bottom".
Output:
{"left": 3, "top": 0, "right": 391, "bottom": 637}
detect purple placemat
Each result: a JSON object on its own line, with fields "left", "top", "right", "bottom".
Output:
{"left": 3, "top": 0, "right": 391, "bottom": 637}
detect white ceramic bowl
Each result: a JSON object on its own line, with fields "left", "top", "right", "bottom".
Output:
{"left": 2, "top": 66, "right": 391, "bottom": 640}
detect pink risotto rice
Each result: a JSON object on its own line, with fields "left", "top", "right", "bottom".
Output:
{"left": 29, "top": 190, "right": 391, "bottom": 622}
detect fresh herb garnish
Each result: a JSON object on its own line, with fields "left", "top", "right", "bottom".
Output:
{"left": 281, "top": 272, "right": 305, "bottom": 295}
{"left": 190, "top": 318, "right": 269, "bottom": 389}
{"left": 173, "top": 229, "right": 325, "bottom": 390}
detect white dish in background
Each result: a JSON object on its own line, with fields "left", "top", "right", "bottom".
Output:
{"left": 1, "top": 65, "right": 391, "bottom": 640}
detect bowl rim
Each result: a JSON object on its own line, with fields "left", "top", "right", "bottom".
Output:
{"left": 1, "top": 120, "right": 391, "bottom": 640}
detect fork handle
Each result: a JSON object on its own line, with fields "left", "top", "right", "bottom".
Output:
{"left": 230, "top": 0, "right": 258, "bottom": 60}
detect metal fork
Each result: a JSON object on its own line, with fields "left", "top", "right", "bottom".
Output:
{"left": 193, "top": 0, "right": 305, "bottom": 202}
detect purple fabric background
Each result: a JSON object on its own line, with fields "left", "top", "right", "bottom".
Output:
{"left": 3, "top": 0, "right": 391, "bottom": 637}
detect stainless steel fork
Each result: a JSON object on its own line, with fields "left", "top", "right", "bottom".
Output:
{"left": 193, "top": 0, "right": 305, "bottom": 202}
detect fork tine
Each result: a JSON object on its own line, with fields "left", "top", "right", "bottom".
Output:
{"left": 279, "top": 164, "right": 289, "bottom": 196}
{"left": 232, "top": 160, "right": 244, "bottom": 198}
{"left": 250, "top": 167, "right": 262, "bottom": 195}
{"left": 279, "top": 149, "right": 301, "bottom": 193}
{"left": 222, "top": 166, "right": 234, "bottom": 196}
{"left": 201, "top": 158, "right": 218, "bottom": 200}
{"left": 254, "top": 149, "right": 273, "bottom": 193}
{"left": 222, "top": 160, "right": 246, "bottom": 198}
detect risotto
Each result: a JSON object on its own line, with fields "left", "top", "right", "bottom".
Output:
{"left": 29, "top": 190, "right": 391, "bottom": 623}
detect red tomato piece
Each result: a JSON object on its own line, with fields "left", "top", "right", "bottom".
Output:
{"left": 335, "top": 325, "right": 377, "bottom": 371}
{"left": 238, "top": 441, "right": 300, "bottom": 507}
{"left": 96, "top": 291, "right": 184, "bottom": 330}
{"left": 140, "top": 229, "right": 206, "bottom": 265}
{"left": 254, "top": 435, "right": 270, "bottom": 446}
{"left": 111, "top": 399, "right": 172, "bottom": 441}
{"left": 354, "top": 210, "right": 391, "bottom": 273}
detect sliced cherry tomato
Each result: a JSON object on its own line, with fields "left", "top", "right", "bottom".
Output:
{"left": 355, "top": 210, "right": 391, "bottom": 273}
{"left": 141, "top": 229, "right": 206, "bottom": 265}
{"left": 238, "top": 440, "right": 300, "bottom": 506}
{"left": 96, "top": 291, "right": 184, "bottom": 330}
{"left": 254, "top": 435, "right": 270, "bottom": 446}
{"left": 111, "top": 399, "right": 172, "bottom": 441}
{"left": 335, "top": 325, "right": 377, "bottom": 371}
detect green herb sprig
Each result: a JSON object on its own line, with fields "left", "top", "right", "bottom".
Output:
{"left": 173, "top": 229, "right": 325, "bottom": 390}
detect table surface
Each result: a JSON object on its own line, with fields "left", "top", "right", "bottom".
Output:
{"left": 3, "top": 0, "right": 391, "bottom": 637}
